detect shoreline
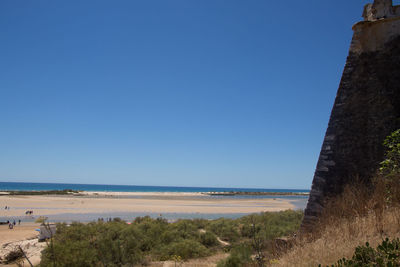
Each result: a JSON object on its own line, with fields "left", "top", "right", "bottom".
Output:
{"left": 0, "top": 190, "right": 309, "bottom": 198}
{"left": 0, "top": 191, "right": 307, "bottom": 223}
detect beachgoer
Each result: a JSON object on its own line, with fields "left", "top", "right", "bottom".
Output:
{"left": 13, "top": 220, "right": 16, "bottom": 226}
{"left": 18, "top": 219, "right": 21, "bottom": 225}
{"left": 9, "top": 223, "right": 13, "bottom": 229}
{"left": 5, "top": 206, "right": 7, "bottom": 210}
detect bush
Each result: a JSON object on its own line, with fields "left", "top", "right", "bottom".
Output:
{"left": 217, "top": 243, "right": 252, "bottom": 267}
{"left": 322, "top": 238, "right": 400, "bottom": 267}
{"left": 40, "top": 222, "right": 145, "bottom": 267}
{"left": 40, "top": 217, "right": 216, "bottom": 266}
{"left": 380, "top": 129, "right": 400, "bottom": 176}
{"left": 207, "top": 218, "right": 240, "bottom": 242}
{"left": 39, "top": 210, "right": 304, "bottom": 266}
{"left": 199, "top": 231, "right": 219, "bottom": 247}
{"left": 161, "top": 239, "right": 209, "bottom": 260}
{"left": 239, "top": 210, "right": 303, "bottom": 240}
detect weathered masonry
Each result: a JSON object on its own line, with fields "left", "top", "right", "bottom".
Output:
{"left": 302, "top": 0, "right": 400, "bottom": 230}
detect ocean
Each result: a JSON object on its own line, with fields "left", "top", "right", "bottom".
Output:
{"left": 0, "top": 181, "right": 309, "bottom": 194}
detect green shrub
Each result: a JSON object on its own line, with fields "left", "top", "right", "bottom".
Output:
{"left": 198, "top": 231, "right": 219, "bottom": 247}
{"left": 40, "top": 218, "right": 214, "bottom": 266}
{"left": 171, "top": 219, "right": 198, "bottom": 239}
{"left": 207, "top": 218, "right": 240, "bottom": 242}
{"left": 192, "top": 218, "right": 209, "bottom": 229}
{"left": 380, "top": 129, "right": 400, "bottom": 175}
{"left": 159, "top": 239, "right": 209, "bottom": 260}
{"left": 217, "top": 243, "right": 252, "bottom": 267}
{"left": 39, "top": 210, "right": 304, "bottom": 266}
{"left": 239, "top": 210, "right": 303, "bottom": 240}
{"left": 322, "top": 238, "right": 400, "bottom": 267}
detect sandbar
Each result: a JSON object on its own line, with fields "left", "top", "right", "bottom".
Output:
{"left": 0, "top": 192, "right": 300, "bottom": 219}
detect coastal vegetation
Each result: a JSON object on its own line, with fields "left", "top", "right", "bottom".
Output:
{"left": 272, "top": 129, "right": 400, "bottom": 266}
{"left": 2, "top": 189, "right": 80, "bottom": 196}
{"left": 325, "top": 238, "right": 400, "bottom": 267}
{"left": 38, "top": 210, "right": 303, "bottom": 266}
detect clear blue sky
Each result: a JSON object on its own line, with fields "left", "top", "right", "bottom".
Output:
{"left": 0, "top": 0, "right": 376, "bottom": 189}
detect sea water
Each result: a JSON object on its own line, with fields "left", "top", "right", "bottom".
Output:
{"left": 0, "top": 181, "right": 309, "bottom": 194}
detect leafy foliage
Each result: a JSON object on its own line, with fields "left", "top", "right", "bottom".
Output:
{"left": 380, "top": 129, "right": 400, "bottom": 176}
{"left": 322, "top": 238, "right": 400, "bottom": 267}
{"left": 39, "top": 210, "right": 303, "bottom": 266}
{"left": 218, "top": 210, "right": 303, "bottom": 267}
{"left": 7, "top": 189, "right": 79, "bottom": 195}
{"left": 206, "top": 218, "right": 240, "bottom": 242}
{"left": 378, "top": 129, "right": 400, "bottom": 205}
{"left": 239, "top": 210, "right": 303, "bottom": 241}
{"left": 217, "top": 243, "right": 252, "bottom": 267}
{"left": 40, "top": 217, "right": 218, "bottom": 266}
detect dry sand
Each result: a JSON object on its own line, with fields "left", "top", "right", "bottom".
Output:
{"left": 0, "top": 192, "right": 296, "bottom": 218}
{"left": 0, "top": 223, "right": 45, "bottom": 266}
{"left": 0, "top": 223, "right": 39, "bottom": 244}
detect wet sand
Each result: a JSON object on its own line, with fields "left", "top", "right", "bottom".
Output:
{"left": 0, "top": 192, "right": 301, "bottom": 221}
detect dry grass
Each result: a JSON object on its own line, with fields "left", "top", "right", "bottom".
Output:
{"left": 149, "top": 253, "right": 228, "bottom": 267}
{"left": 272, "top": 207, "right": 400, "bottom": 267}
{"left": 272, "top": 176, "right": 400, "bottom": 267}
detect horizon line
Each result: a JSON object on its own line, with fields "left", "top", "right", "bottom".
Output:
{"left": 0, "top": 180, "right": 310, "bottom": 191}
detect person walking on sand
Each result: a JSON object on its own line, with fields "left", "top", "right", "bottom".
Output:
{"left": 18, "top": 219, "right": 21, "bottom": 225}
{"left": 13, "top": 220, "right": 16, "bottom": 226}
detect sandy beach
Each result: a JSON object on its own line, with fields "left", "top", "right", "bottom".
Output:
{"left": 0, "top": 192, "right": 304, "bottom": 265}
{"left": 0, "top": 222, "right": 45, "bottom": 266}
{"left": 0, "top": 192, "right": 301, "bottom": 220}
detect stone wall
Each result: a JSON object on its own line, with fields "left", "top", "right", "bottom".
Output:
{"left": 351, "top": 17, "right": 400, "bottom": 54}
{"left": 302, "top": 4, "right": 400, "bottom": 230}
{"left": 363, "top": 0, "right": 400, "bottom": 21}
{"left": 395, "top": 6, "right": 400, "bottom": 16}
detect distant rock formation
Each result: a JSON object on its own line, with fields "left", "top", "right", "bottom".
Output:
{"left": 302, "top": 0, "right": 400, "bottom": 230}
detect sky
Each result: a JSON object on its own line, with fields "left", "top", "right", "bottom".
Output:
{"left": 0, "top": 0, "right": 380, "bottom": 189}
